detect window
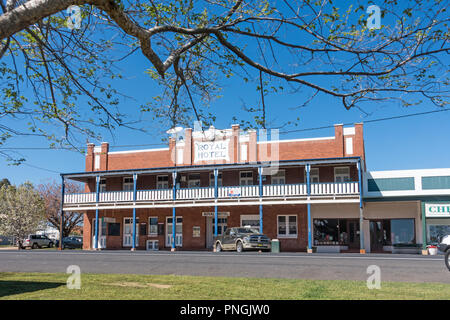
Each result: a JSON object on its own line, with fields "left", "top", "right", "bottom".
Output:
{"left": 390, "top": 219, "right": 415, "bottom": 246}
{"left": 123, "top": 177, "right": 134, "bottom": 191}
{"left": 277, "top": 215, "right": 297, "bottom": 238}
{"left": 188, "top": 174, "right": 201, "bottom": 188}
{"left": 240, "top": 171, "right": 253, "bottom": 186}
{"left": 314, "top": 219, "right": 351, "bottom": 245}
{"left": 99, "top": 178, "right": 106, "bottom": 192}
{"left": 427, "top": 223, "right": 450, "bottom": 244}
{"left": 209, "top": 172, "right": 223, "bottom": 187}
{"left": 108, "top": 223, "right": 120, "bottom": 236}
{"left": 157, "top": 175, "right": 169, "bottom": 189}
{"left": 305, "top": 168, "right": 319, "bottom": 183}
{"left": 271, "top": 170, "right": 285, "bottom": 185}
{"left": 334, "top": 167, "right": 350, "bottom": 182}
{"left": 148, "top": 217, "right": 158, "bottom": 236}
{"left": 240, "top": 215, "right": 260, "bottom": 231}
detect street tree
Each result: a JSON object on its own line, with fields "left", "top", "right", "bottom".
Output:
{"left": 0, "top": 182, "right": 46, "bottom": 248}
{"left": 0, "top": 0, "right": 448, "bottom": 159}
{"left": 37, "top": 180, "right": 84, "bottom": 238}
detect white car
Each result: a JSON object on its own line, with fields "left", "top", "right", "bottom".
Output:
{"left": 438, "top": 235, "right": 450, "bottom": 271}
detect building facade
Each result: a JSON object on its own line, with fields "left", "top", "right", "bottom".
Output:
{"left": 62, "top": 123, "right": 367, "bottom": 252}
{"left": 61, "top": 123, "right": 450, "bottom": 254}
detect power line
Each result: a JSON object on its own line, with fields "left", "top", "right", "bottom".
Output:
{"left": 0, "top": 107, "right": 449, "bottom": 150}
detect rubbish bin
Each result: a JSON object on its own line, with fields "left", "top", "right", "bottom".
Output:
{"left": 271, "top": 239, "right": 280, "bottom": 253}
{"left": 427, "top": 245, "right": 438, "bottom": 255}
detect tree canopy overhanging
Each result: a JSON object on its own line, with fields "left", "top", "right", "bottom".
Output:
{"left": 0, "top": 0, "right": 448, "bottom": 160}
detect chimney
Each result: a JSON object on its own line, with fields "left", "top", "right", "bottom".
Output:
{"left": 85, "top": 143, "right": 95, "bottom": 172}
{"left": 334, "top": 124, "right": 344, "bottom": 157}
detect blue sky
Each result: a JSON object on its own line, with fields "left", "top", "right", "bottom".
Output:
{"left": 1, "top": 0, "right": 449, "bottom": 186}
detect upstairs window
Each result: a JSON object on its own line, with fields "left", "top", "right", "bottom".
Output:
{"left": 99, "top": 178, "right": 106, "bottom": 192}
{"left": 123, "top": 177, "right": 134, "bottom": 191}
{"left": 334, "top": 167, "right": 351, "bottom": 182}
{"left": 271, "top": 170, "right": 285, "bottom": 185}
{"left": 305, "top": 168, "right": 319, "bottom": 183}
{"left": 188, "top": 174, "right": 201, "bottom": 188}
{"left": 209, "top": 172, "right": 223, "bottom": 187}
{"left": 156, "top": 175, "right": 169, "bottom": 189}
{"left": 240, "top": 171, "right": 253, "bottom": 186}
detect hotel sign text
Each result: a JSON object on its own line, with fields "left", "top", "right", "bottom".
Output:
{"left": 194, "top": 140, "right": 229, "bottom": 162}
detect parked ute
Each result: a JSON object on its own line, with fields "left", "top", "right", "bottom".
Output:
{"left": 21, "top": 234, "right": 54, "bottom": 249}
{"left": 214, "top": 227, "right": 271, "bottom": 252}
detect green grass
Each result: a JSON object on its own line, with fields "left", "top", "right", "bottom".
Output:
{"left": 0, "top": 272, "right": 449, "bottom": 300}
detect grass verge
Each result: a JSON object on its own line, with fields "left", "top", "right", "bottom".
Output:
{"left": 0, "top": 272, "right": 449, "bottom": 300}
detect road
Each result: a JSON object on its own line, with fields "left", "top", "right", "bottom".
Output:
{"left": 0, "top": 250, "right": 449, "bottom": 283}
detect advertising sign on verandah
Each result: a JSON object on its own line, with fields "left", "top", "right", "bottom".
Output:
{"left": 425, "top": 203, "right": 450, "bottom": 218}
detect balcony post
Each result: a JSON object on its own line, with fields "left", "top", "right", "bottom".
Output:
{"left": 94, "top": 175, "right": 100, "bottom": 250}
{"left": 214, "top": 168, "right": 218, "bottom": 237}
{"left": 258, "top": 167, "right": 263, "bottom": 232}
{"left": 58, "top": 175, "right": 65, "bottom": 251}
{"left": 131, "top": 173, "right": 138, "bottom": 251}
{"left": 171, "top": 171, "right": 177, "bottom": 252}
{"left": 306, "top": 164, "right": 312, "bottom": 253}
{"left": 357, "top": 159, "right": 365, "bottom": 254}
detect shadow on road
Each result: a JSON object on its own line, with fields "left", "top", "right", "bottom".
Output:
{"left": 0, "top": 280, "right": 64, "bottom": 298}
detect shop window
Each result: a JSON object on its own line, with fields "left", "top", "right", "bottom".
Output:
{"left": 427, "top": 224, "right": 450, "bottom": 244}
{"left": 278, "top": 215, "right": 297, "bottom": 238}
{"left": 390, "top": 219, "right": 415, "bottom": 246}
{"left": 157, "top": 175, "right": 169, "bottom": 189}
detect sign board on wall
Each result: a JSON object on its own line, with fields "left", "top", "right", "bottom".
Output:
{"left": 425, "top": 204, "right": 450, "bottom": 218}
{"left": 202, "top": 212, "right": 230, "bottom": 217}
{"left": 194, "top": 140, "right": 229, "bottom": 162}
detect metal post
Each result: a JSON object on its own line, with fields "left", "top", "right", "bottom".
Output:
{"left": 172, "top": 171, "right": 177, "bottom": 251}
{"left": 58, "top": 176, "right": 65, "bottom": 250}
{"left": 258, "top": 167, "right": 263, "bottom": 232}
{"left": 421, "top": 201, "right": 427, "bottom": 255}
{"left": 131, "top": 173, "right": 137, "bottom": 251}
{"left": 214, "top": 168, "right": 218, "bottom": 237}
{"left": 94, "top": 175, "right": 100, "bottom": 250}
{"left": 306, "top": 164, "right": 312, "bottom": 253}
{"left": 357, "top": 159, "right": 365, "bottom": 254}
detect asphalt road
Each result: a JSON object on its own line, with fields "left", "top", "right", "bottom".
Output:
{"left": 0, "top": 250, "right": 449, "bottom": 284}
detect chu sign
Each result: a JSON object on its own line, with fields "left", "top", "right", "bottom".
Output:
{"left": 194, "top": 140, "right": 229, "bottom": 162}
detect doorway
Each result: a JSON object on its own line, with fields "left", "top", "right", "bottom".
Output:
{"left": 205, "top": 216, "right": 228, "bottom": 248}
{"left": 91, "top": 218, "right": 106, "bottom": 249}
{"left": 166, "top": 216, "right": 183, "bottom": 248}
{"left": 346, "top": 220, "right": 360, "bottom": 249}
{"left": 370, "top": 220, "right": 385, "bottom": 252}
{"left": 123, "top": 217, "right": 139, "bottom": 247}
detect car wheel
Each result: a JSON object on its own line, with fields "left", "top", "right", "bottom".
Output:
{"left": 48, "top": 242, "right": 53, "bottom": 248}
{"left": 445, "top": 250, "right": 450, "bottom": 271}
{"left": 32, "top": 243, "right": 38, "bottom": 249}
{"left": 215, "top": 242, "right": 222, "bottom": 252}
{"left": 236, "top": 241, "right": 243, "bottom": 253}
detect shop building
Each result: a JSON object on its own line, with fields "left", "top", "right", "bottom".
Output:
{"left": 364, "top": 169, "right": 450, "bottom": 254}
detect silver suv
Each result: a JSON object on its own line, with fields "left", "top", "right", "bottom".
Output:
{"left": 21, "top": 234, "right": 54, "bottom": 249}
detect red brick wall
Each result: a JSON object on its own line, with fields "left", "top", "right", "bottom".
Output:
{"left": 82, "top": 204, "right": 308, "bottom": 252}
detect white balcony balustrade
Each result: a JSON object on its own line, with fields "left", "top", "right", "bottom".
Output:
{"left": 64, "top": 182, "right": 359, "bottom": 205}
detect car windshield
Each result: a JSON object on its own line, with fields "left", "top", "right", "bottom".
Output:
{"left": 236, "top": 228, "right": 259, "bottom": 234}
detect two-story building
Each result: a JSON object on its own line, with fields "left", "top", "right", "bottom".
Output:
{"left": 62, "top": 123, "right": 367, "bottom": 253}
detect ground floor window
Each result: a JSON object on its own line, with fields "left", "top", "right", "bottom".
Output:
{"left": 240, "top": 215, "right": 260, "bottom": 231}
{"left": 314, "top": 219, "right": 350, "bottom": 245}
{"left": 369, "top": 219, "right": 416, "bottom": 249}
{"left": 149, "top": 217, "right": 158, "bottom": 236}
{"left": 427, "top": 221, "right": 450, "bottom": 244}
{"left": 278, "top": 215, "right": 297, "bottom": 238}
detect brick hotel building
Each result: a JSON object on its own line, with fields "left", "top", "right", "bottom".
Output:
{"left": 61, "top": 123, "right": 450, "bottom": 254}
